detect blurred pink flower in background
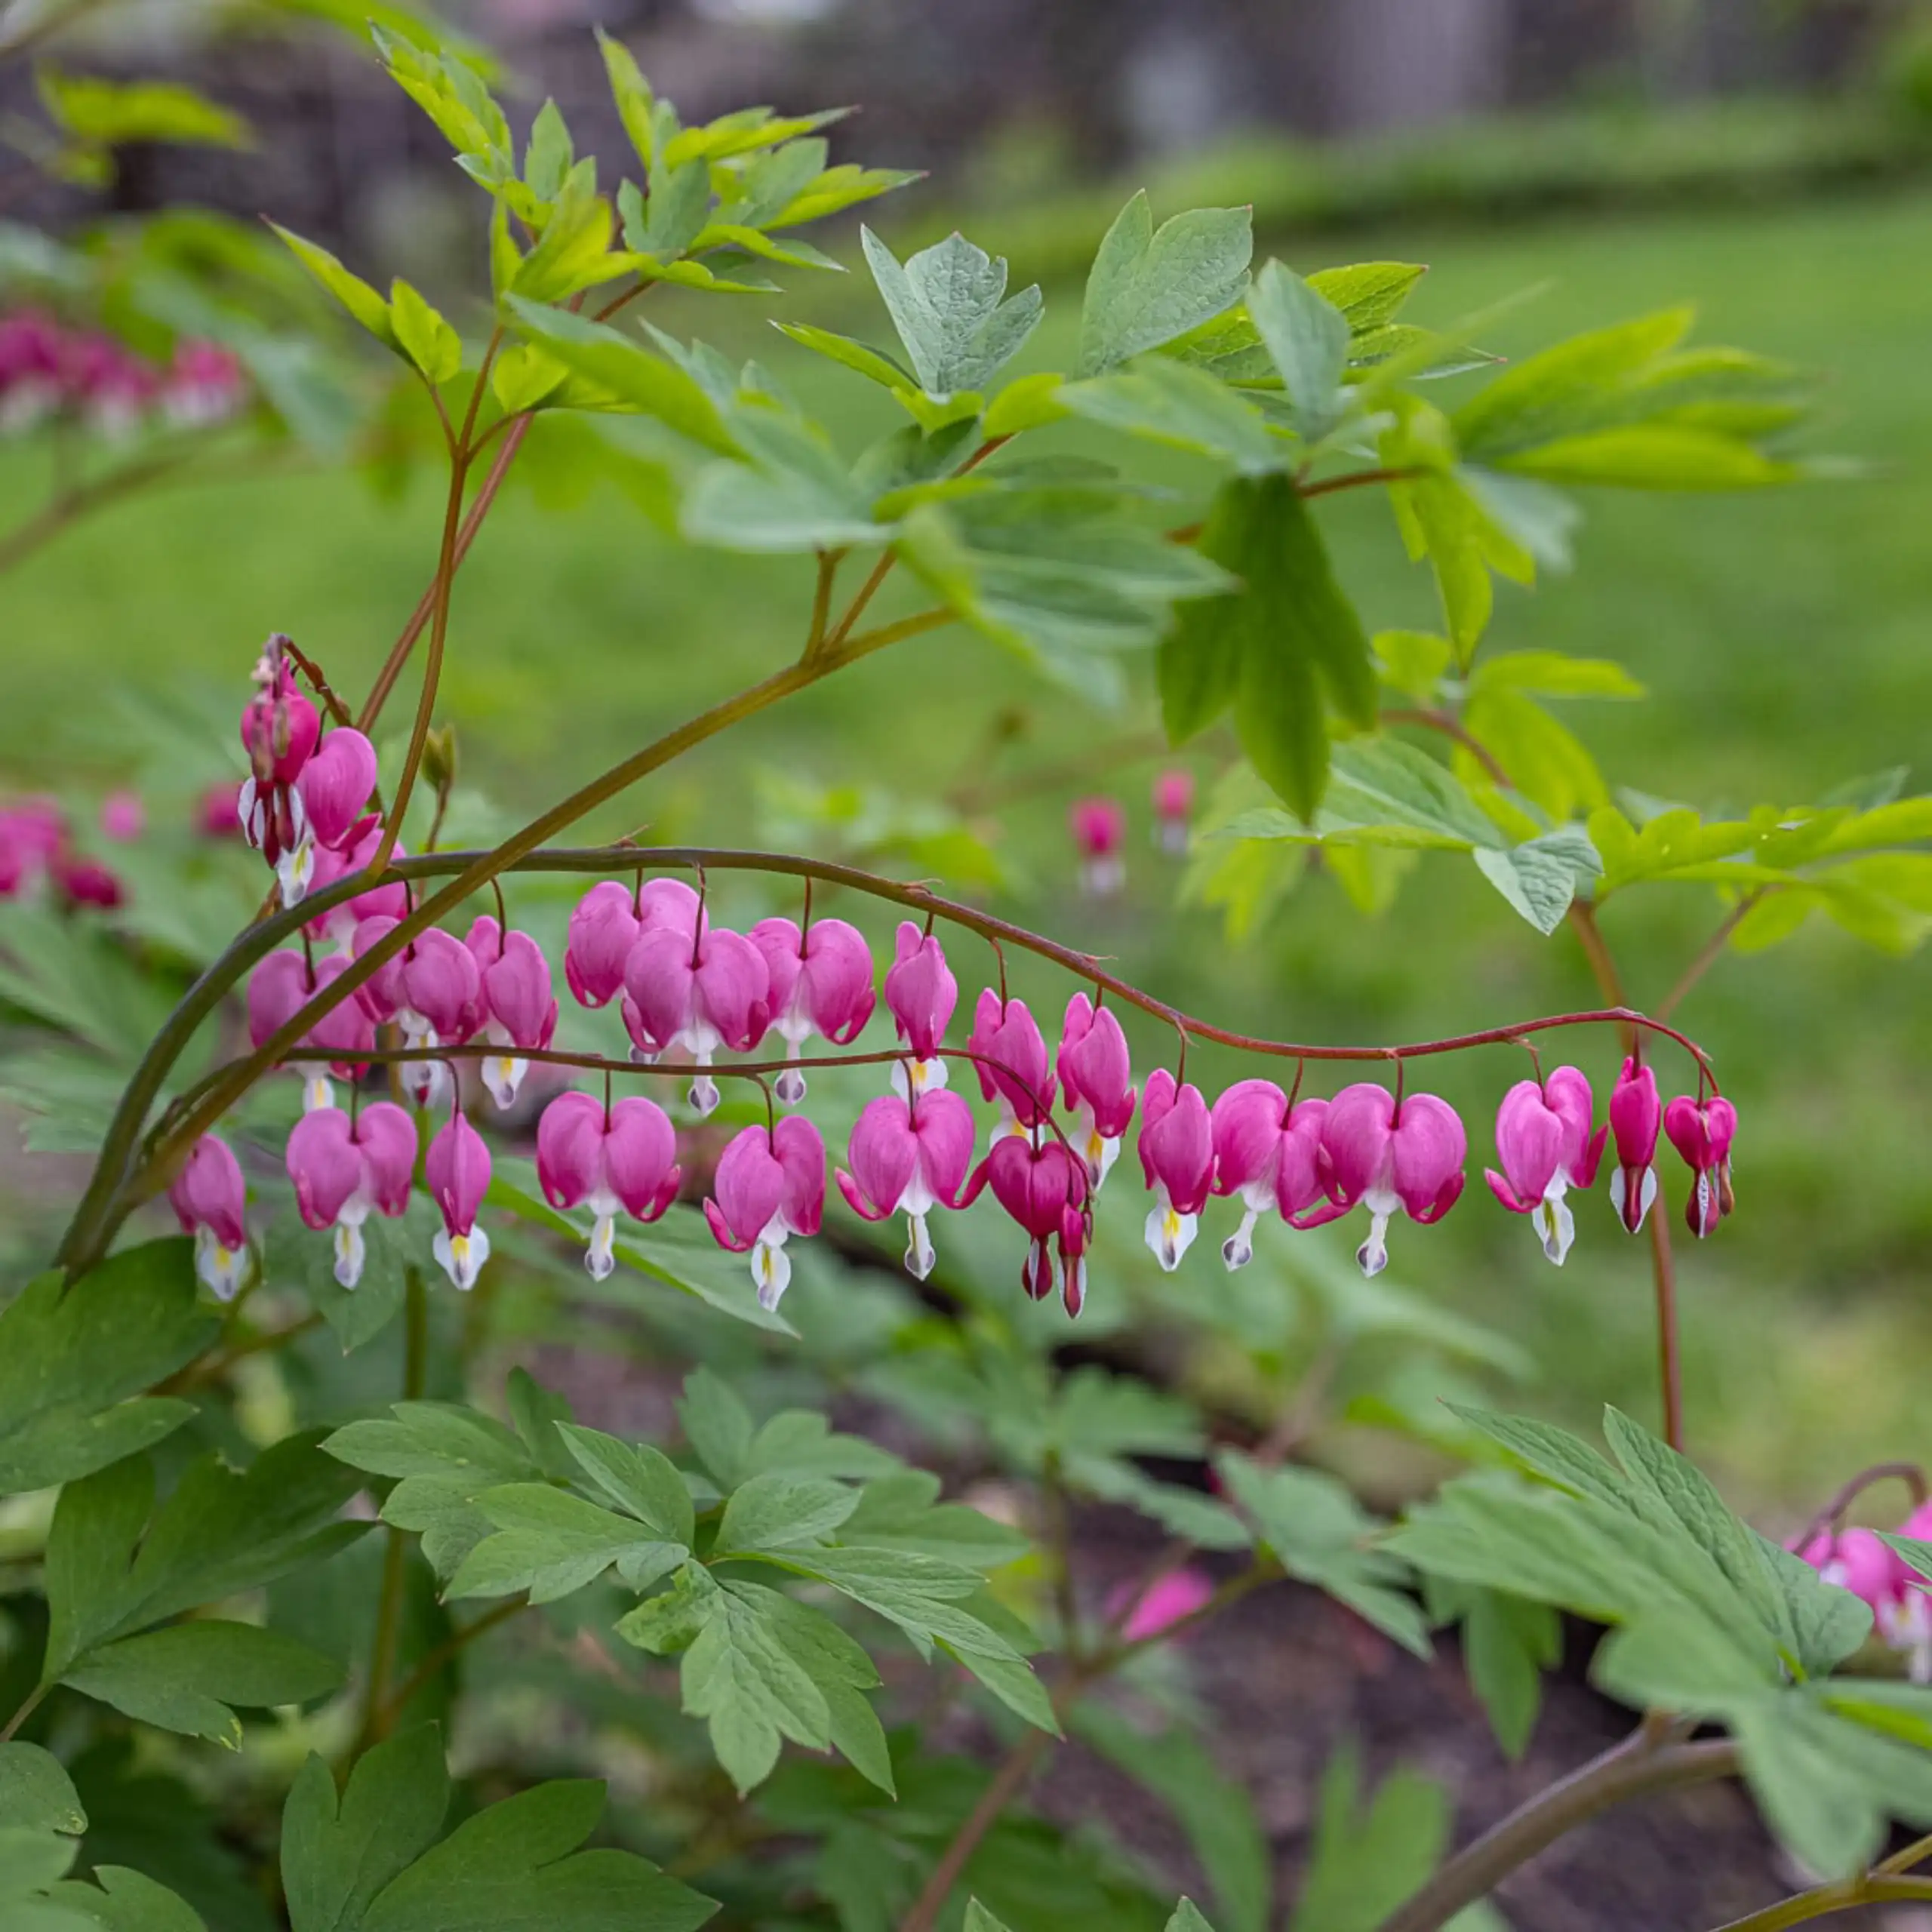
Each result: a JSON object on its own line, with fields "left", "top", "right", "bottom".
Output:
{"left": 100, "top": 790, "right": 145, "bottom": 841}
{"left": 1070, "top": 795, "right": 1127, "bottom": 897}
{"left": 1152, "top": 769, "right": 1195, "bottom": 854}
{"left": 1109, "top": 1566, "right": 1216, "bottom": 1643}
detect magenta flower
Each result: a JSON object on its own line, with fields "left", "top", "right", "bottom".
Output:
{"left": 1321, "top": 1084, "right": 1466, "bottom": 1278}
{"left": 51, "top": 853, "right": 125, "bottom": 911}
{"left": 1794, "top": 1523, "right": 1930, "bottom": 1678}
{"left": 426, "top": 1112, "right": 493, "bottom": 1290}
{"left": 1057, "top": 992, "right": 1137, "bottom": 1189}
{"left": 100, "top": 790, "right": 144, "bottom": 841}
{"left": 622, "top": 924, "right": 770, "bottom": 1117}
{"left": 1138, "top": 1068, "right": 1214, "bottom": 1270}
{"left": 703, "top": 1116, "right": 825, "bottom": 1309}
{"left": 303, "top": 822, "right": 408, "bottom": 948}
{"left": 465, "top": 916, "right": 559, "bottom": 1109}
{"left": 198, "top": 781, "right": 245, "bottom": 840}
{"left": 1070, "top": 797, "right": 1127, "bottom": 897}
{"left": 836, "top": 1088, "right": 975, "bottom": 1280}
{"left": 286, "top": 1101, "right": 415, "bottom": 1287}
{"left": 1664, "top": 1094, "right": 1737, "bottom": 1238}
{"left": 352, "top": 921, "right": 483, "bottom": 1108}
{"left": 1111, "top": 1565, "right": 1214, "bottom": 1643}
{"left": 248, "top": 949, "right": 375, "bottom": 1112}
{"left": 0, "top": 801, "right": 62, "bottom": 898}
{"left": 968, "top": 989, "right": 1055, "bottom": 1137}
{"left": 168, "top": 1134, "right": 250, "bottom": 1300}
{"left": 1483, "top": 1067, "right": 1606, "bottom": 1266}
{"left": 279, "top": 726, "right": 378, "bottom": 905}
{"left": 1607, "top": 1057, "right": 1663, "bottom": 1235}
{"left": 0, "top": 309, "right": 63, "bottom": 430}
{"left": 884, "top": 921, "right": 957, "bottom": 1098}
{"left": 238, "top": 645, "right": 320, "bottom": 873}
{"left": 1152, "top": 770, "right": 1195, "bottom": 854}
{"left": 565, "top": 878, "right": 702, "bottom": 1010}
{"left": 162, "top": 338, "right": 245, "bottom": 428}
{"left": 964, "top": 1131, "right": 1089, "bottom": 1311}
{"left": 537, "top": 1091, "right": 681, "bottom": 1278}
{"left": 1210, "top": 1079, "right": 1340, "bottom": 1269}
{"left": 749, "top": 915, "right": 875, "bottom": 1103}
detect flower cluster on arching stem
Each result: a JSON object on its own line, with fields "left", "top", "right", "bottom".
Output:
{"left": 174, "top": 648, "right": 1740, "bottom": 1309}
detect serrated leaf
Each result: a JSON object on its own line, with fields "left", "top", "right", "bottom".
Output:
{"left": 0, "top": 1240, "right": 214, "bottom": 1496}
{"left": 860, "top": 228, "right": 1041, "bottom": 401}
{"left": 1079, "top": 192, "right": 1252, "bottom": 375}
{"left": 557, "top": 1424, "right": 694, "bottom": 1546}
{"left": 713, "top": 1475, "right": 860, "bottom": 1556}
{"left": 450, "top": 1484, "right": 684, "bottom": 1604}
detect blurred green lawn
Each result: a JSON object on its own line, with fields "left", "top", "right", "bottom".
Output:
{"left": 5, "top": 185, "right": 1932, "bottom": 1510}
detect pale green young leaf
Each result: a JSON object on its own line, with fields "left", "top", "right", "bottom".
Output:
{"left": 522, "top": 97, "right": 573, "bottom": 202}
{"left": 1060, "top": 359, "right": 1281, "bottom": 472}
{"left": 1078, "top": 192, "right": 1252, "bottom": 374}
{"left": 695, "top": 223, "right": 840, "bottom": 271}
{"left": 509, "top": 170, "right": 622, "bottom": 304}
{"left": 1306, "top": 261, "right": 1428, "bottom": 332}
{"left": 594, "top": 28, "right": 654, "bottom": 165}
{"left": 983, "top": 371, "right": 1068, "bottom": 437}
{"left": 489, "top": 342, "right": 566, "bottom": 416}
{"left": 0, "top": 1239, "right": 214, "bottom": 1497}
{"left": 281, "top": 1727, "right": 450, "bottom": 1932}
{"left": 1372, "top": 629, "right": 1453, "bottom": 701}
{"left": 1503, "top": 425, "right": 1792, "bottom": 490}
{"left": 1246, "top": 260, "right": 1350, "bottom": 438}
{"left": 371, "top": 26, "right": 511, "bottom": 177}
{"left": 503, "top": 300, "right": 737, "bottom": 452}
{"left": 860, "top": 228, "right": 1041, "bottom": 401}
{"left": 63, "top": 1621, "right": 343, "bottom": 1746}
{"left": 769, "top": 162, "right": 922, "bottom": 229}
{"left": 358, "top": 1780, "right": 715, "bottom": 1932}
{"left": 385, "top": 279, "right": 461, "bottom": 388}
{"left": 266, "top": 226, "right": 395, "bottom": 347}
{"left": 664, "top": 104, "right": 849, "bottom": 168}
{"left": 37, "top": 69, "right": 251, "bottom": 150}
{"left": 0, "top": 1745, "right": 86, "bottom": 1836}
{"left": 1471, "top": 826, "right": 1602, "bottom": 934}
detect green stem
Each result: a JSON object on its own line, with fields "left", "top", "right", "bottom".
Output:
{"left": 1709, "top": 1877, "right": 1932, "bottom": 1931}
{"left": 372, "top": 1596, "right": 527, "bottom": 1734}
{"left": 0, "top": 1683, "right": 48, "bottom": 1744}
{"left": 354, "top": 1268, "right": 428, "bottom": 1757}
{"left": 1373, "top": 1732, "right": 1739, "bottom": 1932}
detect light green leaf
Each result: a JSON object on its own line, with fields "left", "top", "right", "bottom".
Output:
{"left": 1079, "top": 192, "right": 1252, "bottom": 374}
{"left": 713, "top": 1475, "right": 859, "bottom": 1556}
{"left": 770, "top": 321, "right": 914, "bottom": 392}
{"left": 860, "top": 228, "right": 1041, "bottom": 401}
{"left": 269, "top": 226, "right": 395, "bottom": 347}
{"left": 678, "top": 1369, "right": 755, "bottom": 1490}
{"left": 1060, "top": 359, "right": 1280, "bottom": 472}
{"left": 680, "top": 1586, "right": 832, "bottom": 1792}
{"left": 1246, "top": 260, "right": 1350, "bottom": 438}
{"left": 0, "top": 1240, "right": 214, "bottom": 1496}
{"left": 1471, "top": 827, "right": 1603, "bottom": 934}
{"left": 522, "top": 98, "right": 573, "bottom": 202}
{"left": 386, "top": 280, "right": 462, "bottom": 386}
{"left": 1501, "top": 425, "right": 1792, "bottom": 490}
{"left": 1289, "top": 1740, "right": 1449, "bottom": 1932}
{"left": 450, "top": 1484, "right": 684, "bottom": 1604}
{"left": 556, "top": 1424, "right": 694, "bottom": 1546}
{"left": 38, "top": 69, "right": 251, "bottom": 150}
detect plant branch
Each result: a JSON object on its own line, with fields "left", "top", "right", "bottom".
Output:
{"left": 1301, "top": 464, "right": 1426, "bottom": 499}
{"left": 373, "top": 1596, "right": 528, "bottom": 1731}
{"left": 1709, "top": 1876, "right": 1932, "bottom": 1931}
{"left": 1383, "top": 707, "right": 1511, "bottom": 788}
{"left": 1374, "top": 1731, "right": 1740, "bottom": 1932}
{"left": 0, "top": 1683, "right": 48, "bottom": 1745}
{"left": 1657, "top": 891, "right": 1765, "bottom": 1023}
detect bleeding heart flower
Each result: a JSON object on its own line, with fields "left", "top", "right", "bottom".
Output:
{"left": 100, "top": 790, "right": 143, "bottom": 841}
{"left": 277, "top": 727, "right": 378, "bottom": 906}
{"left": 1794, "top": 1522, "right": 1931, "bottom": 1679}
{"left": 286, "top": 1101, "right": 416, "bottom": 1287}
{"left": 1484, "top": 1066, "right": 1607, "bottom": 1265}
{"left": 51, "top": 853, "right": 124, "bottom": 910}
{"left": 1152, "top": 770, "right": 1195, "bottom": 854}
{"left": 837, "top": 1088, "right": 975, "bottom": 1280}
{"left": 622, "top": 924, "right": 770, "bottom": 1117}
{"left": 967, "top": 989, "right": 1055, "bottom": 1139}
{"left": 426, "top": 1112, "right": 492, "bottom": 1290}
{"left": 1665, "top": 1093, "right": 1737, "bottom": 1238}
{"left": 703, "top": 1115, "right": 825, "bottom": 1310}
{"left": 1109, "top": 1565, "right": 1214, "bottom": 1643}
{"left": 884, "top": 921, "right": 956, "bottom": 1100}
{"left": 1137, "top": 1068, "right": 1214, "bottom": 1271}
{"left": 1057, "top": 992, "right": 1137, "bottom": 1189}
{"left": 749, "top": 915, "right": 875, "bottom": 1103}
{"left": 1321, "top": 1083, "right": 1466, "bottom": 1278}
{"left": 465, "top": 916, "right": 559, "bottom": 1109}
{"left": 352, "top": 921, "right": 483, "bottom": 1108}
{"left": 168, "top": 1134, "right": 249, "bottom": 1300}
{"left": 248, "top": 949, "right": 376, "bottom": 1112}
{"left": 303, "top": 822, "right": 408, "bottom": 950}
{"left": 964, "top": 1131, "right": 1089, "bottom": 1312}
{"left": 1070, "top": 796, "right": 1127, "bottom": 896}
{"left": 238, "top": 639, "right": 320, "bottom": 873}
{"left": 1209, "top": 1079, "right": 1340, "bottom": 1269}
{"left": 536, "top": 1090, "right": 681, "bottom": 1278}
{"left": 1607, "top": 1057, "right": 1663, "bottom": 1235}
{"left": 565, "top": 878, "right": 702, "bottom": 1008}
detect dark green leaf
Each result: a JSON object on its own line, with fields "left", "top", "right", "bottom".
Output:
{"left": 0, "top": 1744, "right": 87, "bottom": 1835}
{"left": 283, "top": 1727, "right": 451, "bottom": 1932}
